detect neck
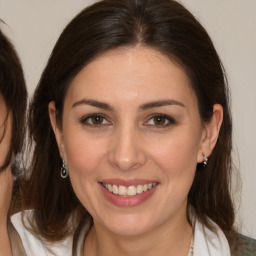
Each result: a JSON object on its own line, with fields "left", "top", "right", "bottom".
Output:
{"left": 84, "top": 211, "right": 193, "bottom": 256}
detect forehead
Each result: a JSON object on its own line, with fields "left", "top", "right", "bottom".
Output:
{"left": 65, "top": 46, "right": 197, "bottom": 108}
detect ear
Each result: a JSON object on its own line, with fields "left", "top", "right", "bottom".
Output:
{"left": 197, "top": 104, "right": 223, "bottom": 163}
{"left": 48, "top": 101, "right": 66, "bottom": 160}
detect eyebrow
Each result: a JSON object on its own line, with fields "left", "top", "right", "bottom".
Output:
{"left": 72, "top": 99, "right": 114, "bottom": 111}
{"left": 72, "top": 99, "right": 185, "bottom": 111}
{"left": 138, "top": 99, "right": 185, "bottom": 111}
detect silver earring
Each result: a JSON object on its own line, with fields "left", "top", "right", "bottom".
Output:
{"left": 60, "top": 160, "right": 69, "bottom": 178}
{"left": 203, "top": 154, "right": 208, "bottom": 167}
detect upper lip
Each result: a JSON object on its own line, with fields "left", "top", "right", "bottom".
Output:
{"left": 99, "top": 178, "right": 158, "bottom": 187}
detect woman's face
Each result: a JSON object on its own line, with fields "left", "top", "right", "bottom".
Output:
{"left": 0, "top": 93, "right": 13, "bottom": 218}
{"left": 50, "top": 47, "right": 215, "bottom": 236}
{"left": 0, "top": 93, "right": 11, "bottom": 167}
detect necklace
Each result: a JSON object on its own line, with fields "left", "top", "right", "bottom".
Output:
{"left": 188, "top": 235, "right": 194, "bottom": 256}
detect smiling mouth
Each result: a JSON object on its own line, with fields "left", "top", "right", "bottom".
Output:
{"left": 101, "top": 182, "right": 157, "bottom": 197}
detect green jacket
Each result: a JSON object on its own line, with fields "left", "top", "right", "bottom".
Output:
{"left": 234, "top": 233, "right": 256, "bottom": 256}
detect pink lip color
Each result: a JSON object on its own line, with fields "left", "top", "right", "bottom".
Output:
{"left": 99, "top": 180, "right": 158, "bottom": 207}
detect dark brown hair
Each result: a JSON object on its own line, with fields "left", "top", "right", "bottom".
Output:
{"left": 0, "top": 23, "right": 27, "bottom": 172}
{"left": 24, "top": 0, "right": 235, "bottom": 249}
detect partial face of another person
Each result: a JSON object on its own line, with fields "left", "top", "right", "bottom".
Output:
{"left": 0, "top": 93, "right": 11, "bottom": 167}
{"left": 0, "top": 93, "right": 13, "bottom": 221}
{"left": 50, "top": 47, "right": 220, "bottom": 236}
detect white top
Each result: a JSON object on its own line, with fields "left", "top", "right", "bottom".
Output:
{"left": 10, "top": 210, "right": 231, "bottom": 256}
{"left": 11, "top": 211, "right": 73, "bottom": 256}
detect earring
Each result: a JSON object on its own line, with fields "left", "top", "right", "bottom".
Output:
{"left": 203, "top": 153, "right": 208, "bottom": 167}
{"left": 60, "top": 160, "right": 69, "bottom": 178}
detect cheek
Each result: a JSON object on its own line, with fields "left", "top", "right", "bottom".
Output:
{"left": 149, "top": 133, "right": 200, "bottom": 172}
{"left": 149, "top": 134, "right": 200, "bottom": 207}
{"left": 65, "top": 139, "right": 101, "bottom": 175}
{"left": 63, "top": 127, "right": 109, "bottom": 182}
{"left": 63, "top": 134, "right": 106, "bottom": 209}
{"left": 0, "top": 116, "right": 12, "bottom": 167}
{"left": 147, "top": 130, "right": 201, "bottom": 200}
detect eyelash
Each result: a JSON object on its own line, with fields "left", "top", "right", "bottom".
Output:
{"left": 144, "top": 114, "right": 176, "bottom": 128}
{"left": 80, "top": 113, "right": 176, "bottom": 128}
{"left": 80, "top": 114, "right": 111, "bottom": 127}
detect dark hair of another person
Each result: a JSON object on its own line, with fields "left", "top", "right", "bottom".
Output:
{"left": 23, "top": 0, "right": 236, "bottom": 252}
{"left": 0, "top": 24, "right": 27, "bottom": 172}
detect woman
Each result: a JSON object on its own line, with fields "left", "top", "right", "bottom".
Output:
{"left": 9, "top": 0, "right": 256, "bottom": 255}
{"left": 0, "top": 24, "right": 27, "bottom": 255}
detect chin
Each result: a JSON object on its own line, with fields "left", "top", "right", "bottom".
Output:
{"left": 100, "top": 213, "right": 155, "bottom": 237}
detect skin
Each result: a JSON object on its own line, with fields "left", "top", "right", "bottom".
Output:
{"left": 49, "top": 46, "right": 223, "bottom": 256}
{"left": 0, "top": 93, "right": 13, "bottom": 256}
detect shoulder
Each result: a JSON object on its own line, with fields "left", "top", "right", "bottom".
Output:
{"left": 10, "top": 210, "right": 73, "bottom": 256}
{"left": 233, "top": 233, "right": 256, "bottom": 256}
{"left": 193, "top": 218, "right": 231, "bottom": 255}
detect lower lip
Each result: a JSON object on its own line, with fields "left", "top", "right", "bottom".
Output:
{"left": 99, "top": 184, "right": 158, "bottom": 207}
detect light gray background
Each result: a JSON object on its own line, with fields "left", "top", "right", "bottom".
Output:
{"left": 0, "top": 0, "right": 255, "bottom": 238}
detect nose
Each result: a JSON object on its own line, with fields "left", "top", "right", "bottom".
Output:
{"left": 108, "top": 124, "right": 147, "bottom": 171}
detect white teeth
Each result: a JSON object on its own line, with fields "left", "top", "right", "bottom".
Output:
{"left": 102, "top": 182, "right": 157, "bottom": 197}
{"left": 127, "top": 186, "right": 136, "bottom": 196}
{"left": 118, "top": 185, "right": 126, "bottom": 196}
{"left": 107, "top": 184, "right": 112, "bottom": 192}
{"left": 136, "top": 185, "right": 143, "bottom": 194}
{"left": 112, "top": 184, "right": 118, "bottom": 195}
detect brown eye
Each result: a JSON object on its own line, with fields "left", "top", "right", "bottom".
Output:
{"left": 153, "top": 116, "right": 166, "bottom": 126}
{"left": 145, "top": 114, "right": 176, "bottom": 127}
{"left": 80, "top": 114, "right": 110, "bottom": 126}
{"left": 91, "top": 115, "right": 104, "bottom": 124}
